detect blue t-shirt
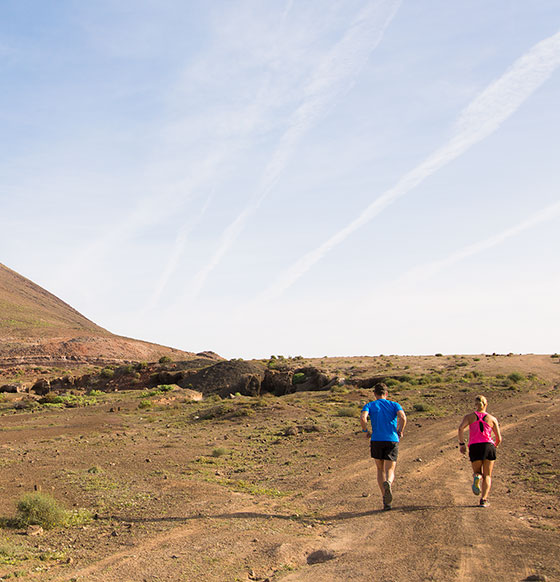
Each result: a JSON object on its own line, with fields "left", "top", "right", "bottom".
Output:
{"left": 362, "top": 399, "right": 403, "bottom": 442}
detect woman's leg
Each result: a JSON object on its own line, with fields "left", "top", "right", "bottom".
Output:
{"left": 480, "top": 459, "right": 494, "bottom": 500}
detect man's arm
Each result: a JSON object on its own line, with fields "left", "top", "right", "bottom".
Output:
{"left": 396, "top": 409, "right": 407, "bottom": 437}
{"left": 360, "top": 410, "right": 369, "bottom": 433}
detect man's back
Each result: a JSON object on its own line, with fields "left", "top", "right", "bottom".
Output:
{"left": 363, "top": 399, "right": 401, "bottom": 441}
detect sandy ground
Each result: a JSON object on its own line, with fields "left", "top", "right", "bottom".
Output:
{"left": 0, "top": 358, "right": 558, "bottom": 582}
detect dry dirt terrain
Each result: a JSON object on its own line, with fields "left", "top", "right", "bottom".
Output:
{"left": 0, "top": 354, "right": 558, "bottom": 582}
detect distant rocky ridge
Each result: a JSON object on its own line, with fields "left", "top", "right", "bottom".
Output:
{"left": 0, "top": 263, "right": 211, "bottom": 365}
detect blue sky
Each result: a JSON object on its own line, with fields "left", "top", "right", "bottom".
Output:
{"left": 1, "top": 1, "right": 559, "bottom": 358}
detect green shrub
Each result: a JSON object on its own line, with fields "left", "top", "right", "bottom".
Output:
{"left": 159, "top": 356, "right": 172, "bottom": 364}
{"left": 435, "top": 353, "right": 443, "bottom": 357}
{"left": 138, "top": 400, "right": 152, "bottom": 409}
{"left": 211, "top": 447, "right": 228, "bottom": 457}
{"left": 100, "top": 368, "right": 114, "bottom": 379}
{"left": 157, "top": 384, "right": 174, "bottom": 392}
{"left": 292, "top": 373, "right": 306, "bottom": 385}
{"left": 115, "top": 364, "right": 134, "bottom": 376}
{"left": 507, "top": 372, "right": 525, "bottom": 384}
{"left": 336, "top": 407, "right": 358, "bottom": 418}
{"left": 16, "top": 493, "right": 67, "bottom": 529}
{"left": 413, "top": 402, "right": 432, "bottom": 412}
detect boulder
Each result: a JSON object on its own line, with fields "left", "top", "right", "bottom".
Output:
{"left": 31, "top": 379, "right": 50, "bottom": 395}
{"left": 0, "top": 383, "right": 25, "bottom": 393}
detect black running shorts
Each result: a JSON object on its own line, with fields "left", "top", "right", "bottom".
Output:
{"left": 468, "top": 442, "right": 497, "bottom": 462}
{"left": 370, "top": 441, "right": 399, "bottom": 461}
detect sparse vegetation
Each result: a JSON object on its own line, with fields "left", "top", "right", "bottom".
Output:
{"left": 15, "top": 493, "right": 68, "bottom": 529}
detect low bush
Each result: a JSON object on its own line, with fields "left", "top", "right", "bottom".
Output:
{"left": 15, "top": 493, "right": 67, "bottom": 529}
{"left": 292, "top": 373, "right": 306, "bottom": 385}
{"left": 336, "top": 407, "right": 358, "bottom": 418}
{"left": 100, "top": 367, "right": 114, "bottom": 379}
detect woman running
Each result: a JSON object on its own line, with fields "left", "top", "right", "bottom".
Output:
{"left": 458, "top": 395, "right": 502, "bottom": 507}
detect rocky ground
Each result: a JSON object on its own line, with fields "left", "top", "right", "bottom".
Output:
{"left": 0, "top": 353, "right": 558, "bottom": 582}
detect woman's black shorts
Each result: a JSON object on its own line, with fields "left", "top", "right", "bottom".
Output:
{"left": 370, "top": 441, "right": 399, "bottom": 461}
{"left": 469, "top": 442, "right": 497, "bottom": 462}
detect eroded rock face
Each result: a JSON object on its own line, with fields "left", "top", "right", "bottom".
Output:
{"left": 262, "top": 369, "right": 293, "bottom": 396}
{"left": 179, "top": 360, "right": 267, "bottom": 397}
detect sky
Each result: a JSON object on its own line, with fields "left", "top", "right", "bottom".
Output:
{"left": 1, "top": 1, "right": 559, "bottom": 359}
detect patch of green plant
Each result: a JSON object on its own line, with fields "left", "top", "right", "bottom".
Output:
{"left": 507, "top": 372, "right": 525, "bottom": 384}
{"left": 336, "top": 407, "right": 358, "bottom": 418}
{"left": 210, "top": 476, "right": 288, "bottom": 497}
{"left": 292, "top": 373, "right": 306, "bottom": 385}
{"left": 211, "top": 447, "right": 228, "bottom": 457}
{"left": 100, "top": 367, "right": 114, "bottom": 379}
{"left": 38, "top": 393, "right": 98, "bottom": 408}
{"left": 412, "top": 402, "right": 432, "bottom": 413}
{"left": 15, "top": 493, "right": 68, "bottom": 530}
{"left": 158, "top": 356, "right": 172, "bottom": 364}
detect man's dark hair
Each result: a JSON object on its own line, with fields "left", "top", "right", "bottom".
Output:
{"left": 374, "top": 382, "right": 388, "bottom": 396}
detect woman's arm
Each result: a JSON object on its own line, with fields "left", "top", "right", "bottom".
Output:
{"left": 458, "top": 414, "right": 471, "bottom": 454}
{"left": 491, "top": 416, "right": 502, "bottom": 446}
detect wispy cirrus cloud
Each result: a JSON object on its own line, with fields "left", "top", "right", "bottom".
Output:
{"left": 184, "top": 0, "right": 402, "bottom": 301}
{"left": 395, "top": 199, "right": 560, "bottom": 287}
{"left": 256, "top": 28, "right": 560, "bottom": 303}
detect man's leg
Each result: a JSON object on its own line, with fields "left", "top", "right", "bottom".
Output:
{"left": 383, "top": 460, "right": 397, "bottom": 484}
{"left": 374, "top": 458, "right": 386, "bottom": 495}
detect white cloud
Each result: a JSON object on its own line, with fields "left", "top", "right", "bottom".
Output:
{"left": 257, "top": 29, "right": 560, "bottom": 303}
{"left": 185, "top": 0, "right": 402, "bottom": 300}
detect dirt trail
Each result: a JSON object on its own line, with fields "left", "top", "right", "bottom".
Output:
{"left": 42, "top": 391, "right": 557, "bottom": 582}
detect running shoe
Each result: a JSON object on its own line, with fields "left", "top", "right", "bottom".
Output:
{"left": 479, "top": 498, "right": 489, "bottom": 508}
{"left": 382, "top": 481, "right": 393, "bottom": 506}
{"left": 383, "top": 503, "right": 392, "bottom": 511}
{"left": 472, "top": 473, "right": 482, "bottom": 496}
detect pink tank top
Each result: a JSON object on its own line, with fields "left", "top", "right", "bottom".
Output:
{"left": 468, "top": 411, "right": 495, "bottom": 445}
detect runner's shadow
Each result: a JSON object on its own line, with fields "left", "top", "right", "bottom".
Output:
{"left": 109, "top": 503, "right": 470, "bottom": 525}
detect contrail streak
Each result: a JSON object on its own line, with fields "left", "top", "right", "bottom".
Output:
{"left": 396, "top": 200, "right": 560, "bottom": 286}
{"left": 258, "top": 29, "right": 560, "bottom": 302}
{"left": 146, "top": 190, "right": 215, "bottom": 311}
{"left": 187, "top": 0, "right": 402, "bottom": 300}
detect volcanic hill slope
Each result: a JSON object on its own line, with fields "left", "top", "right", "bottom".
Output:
{"left": 0, "top": 263, "right": 196, "bottom": 365}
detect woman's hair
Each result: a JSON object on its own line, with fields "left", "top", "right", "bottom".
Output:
{"left": 474, "top": 395, "right": 488, "bottom": 411}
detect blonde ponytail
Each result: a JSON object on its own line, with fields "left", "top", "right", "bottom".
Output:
{"left": 475, "top": 395, "right": 488, "bottom": 411}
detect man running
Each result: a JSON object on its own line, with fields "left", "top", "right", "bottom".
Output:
{"left": 458, "top": 394, "right": 502, "bottom": 507}
{"left": 360, "top": 383, "right": 407, "bottom": 510}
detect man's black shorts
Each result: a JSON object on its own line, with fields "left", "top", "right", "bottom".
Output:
{"left": 370, "top": 441, "right": 399, "bottom": 461}
{"left": 468, "top": 442, "right": 497, "bottom": 462}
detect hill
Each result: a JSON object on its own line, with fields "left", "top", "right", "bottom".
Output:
{"left": 0, "top": 263, "right": 201, "bottom": 366}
